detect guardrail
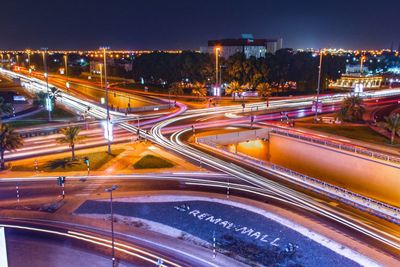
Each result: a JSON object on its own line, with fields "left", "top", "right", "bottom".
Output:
{"left": 196, "top": 129, "right": 270, "bottom": 146}
{"left": 271, "top": 129, "right": 400, "bottom": 166}
{"left": 197, "top": 138, "right": 400, "bottom": 225}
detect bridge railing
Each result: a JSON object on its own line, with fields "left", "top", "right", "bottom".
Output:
{"left": 197, "top": 137, "right": 400, "bottom": 225}
{"left": 271, "top": 129, "right": 400, "bottom": 165}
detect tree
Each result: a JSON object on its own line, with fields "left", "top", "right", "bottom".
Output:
{"left": 0, "top": 123, "right": 23, "bottom": 170}
{"left": 256, "top": 82, "right": 272, "bottom": 105}
{"left": 49, "top": 87, "right": 61, "bottom": 107}
{"left": 378, "top": 113, "right": 400, "bottom": 144}
{"left": 57, "top": 126, "right": 84, "bottom": 160}
{"left": 35, "top": 92, "right": 47, "bottom": 106}
{"left": 191, "top": 82, "right": 207, "bottom": 99}
{"left": 225, "top": 81, "right": 243, "bottom": 101}
{"left": 169, "top": 82, "right": 184, "bottom": 98}
{"left": 0, "top": 97, "right": 13, "bottom": 117}
{"left": 338, "top": 95, "right": 365, "bottom": 122}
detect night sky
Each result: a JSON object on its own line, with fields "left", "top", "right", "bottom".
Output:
{"left": 1, "top": 0, "right": 399, "bottom": 50}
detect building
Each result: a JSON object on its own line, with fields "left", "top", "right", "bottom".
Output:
{"left": 330, "top": 74, "right": 384, "bottom": 89}
{"left": 201, "top": 34, "right": 283, "bottom": 58}
{"left": 89, "top": 58, "right": 133, "bottom": 74}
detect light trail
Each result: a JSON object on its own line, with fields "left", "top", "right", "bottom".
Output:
{"left": 3, "top": 68, "right": 400, "bottom": 255}
{"left": 0, "top": 223, "right": 181, "bottom": 267}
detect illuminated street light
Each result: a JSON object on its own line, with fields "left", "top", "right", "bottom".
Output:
{"left": 41, "top": 47, "right": 51, "bottom": 121}
{"left": 100, "top": 46, "right": 111, "bottom": 154}
{"left": 215, "top": 47, "right": 221, "bottom": 86}
{"left": 26, "top": 49, "right": 32, "bottom": 75}
{"left": 64, "top": 53, "right": 69, "bottom": 89}
{"left": 314, "top": 48, "right": 324, "bottom": 122}
{"left": 360, "top": 55, "right": 366, "bottom": 76}
{"left": 105, "top": 185, "right": 118, "bottom": 267}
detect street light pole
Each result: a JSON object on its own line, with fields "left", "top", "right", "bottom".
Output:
{"left": 26, "top": 49, "right": 31, "bottom": 75}
{"left": 101, "top": 46, "right": 111, "bottom": 155}
{"left": 215, "top": 47, "right": 220, "bottom": 86}
{"left": 42, "top": 48, "right": 51, "bottom": 121}
{"left": 314, "top": 48, "right": 324, "bottom": 122}
{"left": 99, "top": 64, "right": 103, "bottom": 90}
{"left": 105, "top": 185, "right": 118, "bottom": 267}
{"left": 360, "top": 55, "right": 365, "bottom": 77}
{"left": 64, "top": 54, "right": 69, "bottom": 89}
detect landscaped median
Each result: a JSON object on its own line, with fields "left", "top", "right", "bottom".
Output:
{"left": 11, "top": 149, "right": 124, "bottom": 172}
{"left": 2, "top": 143, "right": 200, "bottom": 177}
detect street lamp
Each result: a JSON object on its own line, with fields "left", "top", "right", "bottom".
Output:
{"left": 314, "top": 48, "right": 324, "bottom": 122}
{"left": 360, "top": 55, "right": 366, "bottom": 77}
{"left": 64, "top": 53, "right": 69, "bottom": 89}
{"left": 98, "top": 63, "right": 103, "bottom": 90}
{"left": 100, "top": 46, "right": 111, "bottom": 155}
{"left": 105, "top": 185, "right": 118, "bottom": 267}
{"left": 215, "top": 47, "right": 221, "bottom": 86}
{"left": 41, "top": 47, "right": 51, "bottom": 121}
{"left": 26, "top": 49, "right": 31, "bottom": 74}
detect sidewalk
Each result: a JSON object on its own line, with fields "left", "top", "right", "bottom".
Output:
{"left": 0, "top": 143, "right": 204, "bottom": 178}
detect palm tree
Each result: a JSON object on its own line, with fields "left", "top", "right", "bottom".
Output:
{"left": 49, "top": 87, "right": 61, "bottom": 108}
{"left": 191, "top": 82, "right": 207, "bottom": 99}
{"left": 225, "top": 81, "right": 243, "bottom": 101}
{"left": 0, "top": 123, "right": 23, "bottom": 170}
{"left": 256, "top": 82, "right": 272, "bottom": 105}
{"left": 0, "top": 97, "right": 13, "bottom": 117}
{"left": 338, "top": 95, "right": 365, "bottom": 122}
{"left": 57, "top": 126, "right": 84, "bottom": 160}
{"left": 378, "top": 113, "right": 400, "bottom": 144}
{"left": 35, "top": 92, "right": 47, "bottom": 106}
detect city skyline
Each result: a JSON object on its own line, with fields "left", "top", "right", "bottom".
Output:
{"left": 1, "top": 0, "right": 400, "bottom": 50}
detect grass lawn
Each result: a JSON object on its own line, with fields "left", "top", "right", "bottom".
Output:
{"left": 30, "top": 107, "right": 76, "bottom": 120}
{"left": 298, "top": 124, "right": 390, "bottom": 145}
{"left": 11, "top": 149, "right": 124, "bottom": 172}
{"left": 133, "top": 154, "right": 174, "bottom": 169}
{"left": 7, "top": 107, "right": 77, "bottom": 128}
{"left": 7, "top": 120, "right": 47, "bottom": 128}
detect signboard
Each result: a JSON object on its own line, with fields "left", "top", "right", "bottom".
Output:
{"left": 13, "top": 95, "right": 26, "bottom": 102}
{"left": 0, "top": 227, "right": 8, "bottom": 267}
{"left": 102, "top": 121, "right": 113, "bottom": 141}
{"left": 45, "top": 96, "right": 53, "bottom": 111}
{"left": 311, "top": 100, "right": 323, "bottom": 113}
{"left": 213, "top": 86, "right": 221, "bottom": 97}
{"left": 354, "top": 84, "right": 364, "bottom": 94}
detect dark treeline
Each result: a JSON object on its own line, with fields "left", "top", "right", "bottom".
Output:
{"left": 131, "top": 49, "right": 346, "bottom": 93}
{"left": 17, "top": 49, "right": 347, "bottom": 93}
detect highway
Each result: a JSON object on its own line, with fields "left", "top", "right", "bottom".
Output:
{"left": 2, "top": 67, "right": 400, "bottom": 262}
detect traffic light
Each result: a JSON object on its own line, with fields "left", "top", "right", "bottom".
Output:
{"left": 57, "top": 176, "right": 66, "bottom": 186}
{"left": 84, "top": 157, "right": 89, "bottom": 166}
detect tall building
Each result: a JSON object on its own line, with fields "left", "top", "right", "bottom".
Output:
{"left": 201, "top": 34, "right": 283, "bottom": 58}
